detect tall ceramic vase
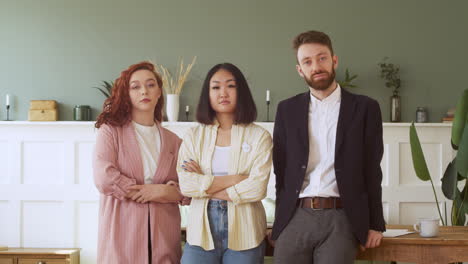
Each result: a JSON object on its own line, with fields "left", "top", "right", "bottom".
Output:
{"left": 390, "top": 94, "right": 401, "bottom": 122}
{"left": 166, "top": 94, "right": 179, "bottom": 122}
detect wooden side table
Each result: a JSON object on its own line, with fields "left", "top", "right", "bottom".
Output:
{"left": 356, "top": 225, "right": 468, "bottom": 264}
{"left": 0, "top": 248, "right": 80, "bottom": 264}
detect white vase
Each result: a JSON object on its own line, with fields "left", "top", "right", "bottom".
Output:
{"left": 166, "top": 94, "right": 180, "bottom": 122}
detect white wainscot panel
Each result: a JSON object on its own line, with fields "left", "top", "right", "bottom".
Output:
{"left": 382, "top": 202, "right": 389, "bottom": 224}
{"left": 399, "top": 202, "right": 445, "bottom": 225}
{"left": 0, "top": 201, "right": 13, "bottom": 245}
{"left": 381, "top": 144, "right": 390, "bottom": 186}
{"left": 77, "top": 201, "right": 99, "bottom": 264}
{"left": 0, "top": 141, "right": 9, "bottom": 184}
{"left": 22, "top": 201, "right": 70, "bottom": 247}
{"left": 76, "top": 142, "right": 94, "bottom": 185}
{"left": 399, "top": 143, "right": 442, "bottom": 185}
{"left": 23, "top": 142, "right": 65, "bottom": 184}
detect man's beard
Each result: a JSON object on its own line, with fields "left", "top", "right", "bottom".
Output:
{"left": 303, "top": 68, "right": 336, "bottom": 91}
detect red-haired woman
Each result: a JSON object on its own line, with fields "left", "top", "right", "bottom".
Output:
{"left": 93, "top": 61, "right": 184, "bottom": 264}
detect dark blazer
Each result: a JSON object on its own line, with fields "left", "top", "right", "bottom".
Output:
{"left": 271, "top": 88, "right": 386, "bottom": 245}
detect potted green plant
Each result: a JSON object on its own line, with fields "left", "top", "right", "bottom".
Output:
{"left": 410, "top": 89, "right": 468, "bottom": 226}
{"left": 378, "top": 57, "right": 402, "bottom": 122}
{"left": 92, "top": 81, "right": 114, "bottom": 98}
{"left": 338, "top": 68, "right": 358, "bottom": 89}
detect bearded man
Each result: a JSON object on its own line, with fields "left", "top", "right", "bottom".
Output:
{"left": 271, "top": 30, "right": 386, "bottom": 264}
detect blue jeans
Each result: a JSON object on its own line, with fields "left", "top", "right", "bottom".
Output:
{"left": 181, "top": 200, "right": 265, "bottom": 264}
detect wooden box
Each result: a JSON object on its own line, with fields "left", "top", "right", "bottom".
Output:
{"left": 29, "top": 100, "right": 57, "bottom": 110}
{"left": 0, "top": 248, "right": 79, "bottom": 264}
{"left": 28, "top": 109, "right": 58, "bottom": 121}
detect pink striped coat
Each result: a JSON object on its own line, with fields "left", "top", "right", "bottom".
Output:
{"left": 93, "top": 122, "right": 182, "bottom": 264}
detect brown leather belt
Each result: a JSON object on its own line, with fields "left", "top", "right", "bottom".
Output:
{"left": 297, "top": 197, "right": 343, "bottom": 209}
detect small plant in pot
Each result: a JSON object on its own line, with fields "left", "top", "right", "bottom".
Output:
{"left": 338, "top": 68, "right": 358, "bottom": 89}
{"left": 92, "top": 81, "right": 114, "bottom": 98}
{"left": 378, "top": 57, "right": 402, "bottom": 122}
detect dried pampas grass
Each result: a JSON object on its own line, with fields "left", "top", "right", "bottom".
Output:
{"left": 156, "top": 56, "right": 197, "bottom": 95}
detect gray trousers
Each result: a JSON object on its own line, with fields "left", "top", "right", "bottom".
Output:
{"left": 274, "top": 208, "right": 358, "bottom": 264}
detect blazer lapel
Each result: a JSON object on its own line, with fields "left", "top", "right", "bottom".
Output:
{"left": 297, "top": 92, "right": 310, "bottom": 156}
{"left": 335, "top": 88, "right": 356, "bottom": 153}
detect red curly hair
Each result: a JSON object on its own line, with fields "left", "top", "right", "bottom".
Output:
{"left": 95, "top": 61, "right": 164, "bottom": 128}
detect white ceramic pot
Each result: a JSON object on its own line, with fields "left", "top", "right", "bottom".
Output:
{"left": 166, "top": 94, "right": 180, "bottom": 122}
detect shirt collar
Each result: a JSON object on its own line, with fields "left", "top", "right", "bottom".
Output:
{"left": 309, "top": 84, "right": 342, "bottom": 105}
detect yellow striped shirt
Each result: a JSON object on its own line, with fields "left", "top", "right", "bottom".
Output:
{"left": 178, "top": 122, "right": 273, "bottom": 251}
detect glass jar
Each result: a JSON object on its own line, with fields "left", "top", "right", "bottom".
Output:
{"left": 416, "top": 107, "right": 428, "bottom": 123}
{"left": 73, "top": 105, "right": 91, "bottom": 121}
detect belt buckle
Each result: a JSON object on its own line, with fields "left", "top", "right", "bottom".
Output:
{"left": 310, "top": 198, "right": 324, "bottom": 211}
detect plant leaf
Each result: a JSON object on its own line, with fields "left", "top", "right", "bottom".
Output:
{"left": 452, "top": 184, "right": 468, "bottom": 226}
{"left": 455, "top": 124, "right": 468, "bottom": 178}
{"left": 92, "top": 87, "right": 110, "bottom": 98}
{"left": 442, "top": 158, "right": 459, "bottom": 199}
{"left": 451, "top": 89, "right": 468, "bottom": 148}
{"left": 410, "top": 122, "right": 431, "bottom": 181}
{"left": 452, "top": 198, "right": 465, "bottom": 226}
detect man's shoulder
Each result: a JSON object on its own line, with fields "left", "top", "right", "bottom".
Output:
{"left": 278, "top": 92, "right": 308, "bottom": 109}
{"left": 344, "top": 89, "right": 379, "bottom": 108}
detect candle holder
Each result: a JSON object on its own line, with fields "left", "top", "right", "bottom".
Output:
{"left": 185, "top": 110, "right": 189, "bottom": 121}
{"left": 266, "top": 100, "right": 270, "bottom": 122}
{"left": 5, "top": 105, "right": 10, "bottom": 121}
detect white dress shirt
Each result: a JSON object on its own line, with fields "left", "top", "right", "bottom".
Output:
{"left": 133, "top": 121, "right": 161, "bottom": 184}
{"left": 299, "top": 85, "right": 341, "bottom": 198}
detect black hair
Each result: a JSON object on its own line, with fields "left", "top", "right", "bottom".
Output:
{"left": 196, "top": 63, "right": 257, "bottom": 125}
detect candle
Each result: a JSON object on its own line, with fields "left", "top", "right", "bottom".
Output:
{"left": 6, "top": 94, "right": 10, "bottom": 106}
{"left": 266, "top": 90, "right": 270, "bottom": 102}
{"left": 185, "top": 105, "right": 189, "bottom": 112}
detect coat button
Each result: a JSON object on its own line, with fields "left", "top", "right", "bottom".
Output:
{"left": 296, "top": 189, "right": 299, "bottom": 194}
{"left": 301, "top": 165, "right": 306, "bottom": 169}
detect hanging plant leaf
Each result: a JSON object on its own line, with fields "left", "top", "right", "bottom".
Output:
{"left": 442, "top": 158, "right": 458, "bottom": 200}
{"left": 451, "top": 89, "right": 468, "bottom": 149}
{"left": 455, "top": 125, "right": 468, "bottom": 178}
{"left": 410, "top": 123, "right": 431, "bottom": 181}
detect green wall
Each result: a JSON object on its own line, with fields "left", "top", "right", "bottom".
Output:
{"left": 0, "top": 0, "right": 466, "bottom": 122}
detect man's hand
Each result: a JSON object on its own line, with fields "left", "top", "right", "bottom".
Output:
{"left": 266, "top": 229, "right": 275, "bottom": 247}
{"left": 360, "top": 229, "right": 383, "bottom": 251}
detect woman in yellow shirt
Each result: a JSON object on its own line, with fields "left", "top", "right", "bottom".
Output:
{"left": 178, "top": 63, "right": 272, "bottom": 264}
